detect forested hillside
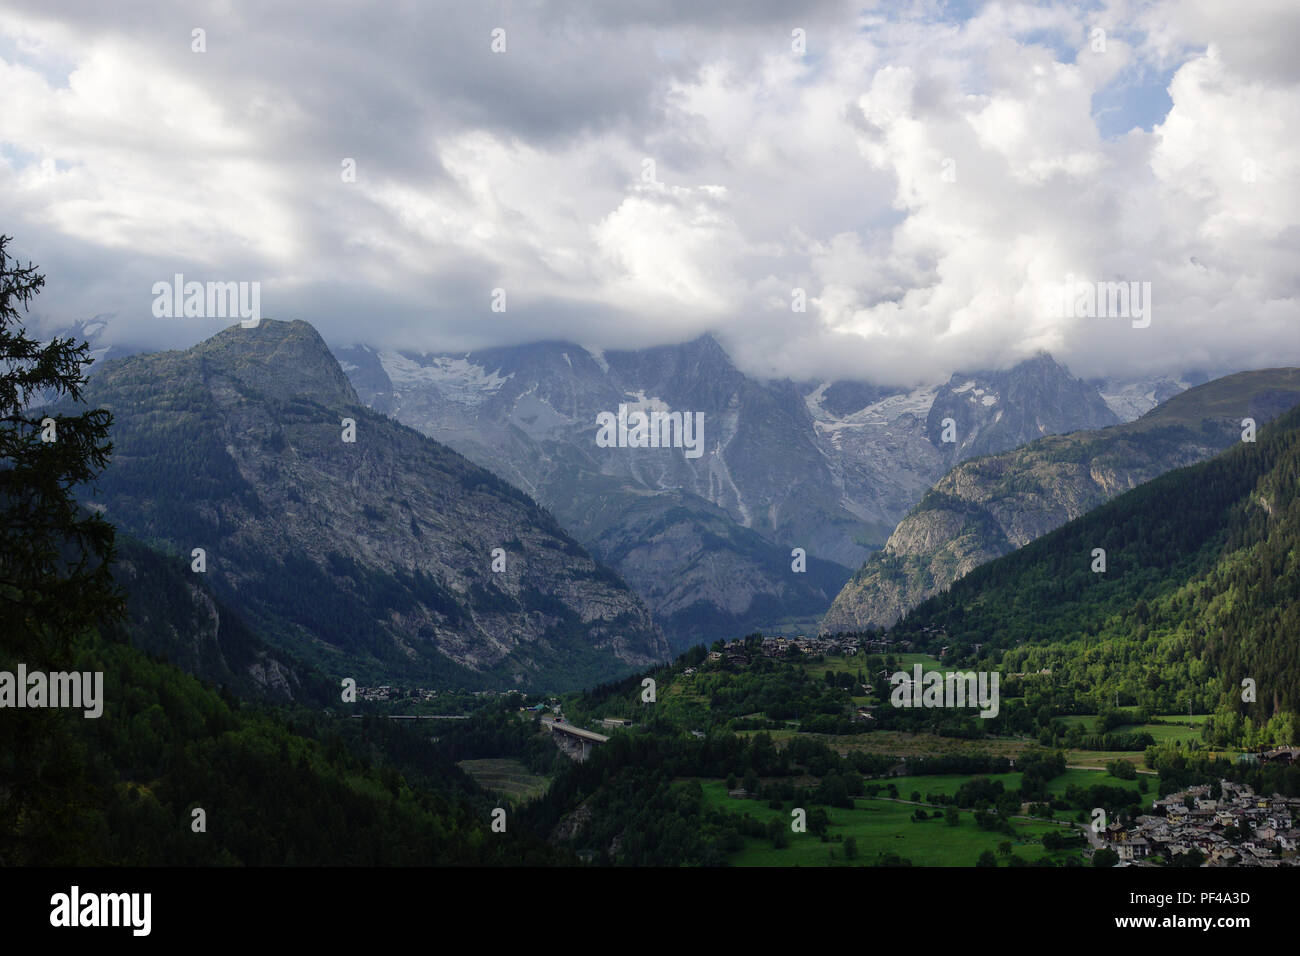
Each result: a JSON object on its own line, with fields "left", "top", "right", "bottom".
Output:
{"left": 0, "top": 602, "right": 577, "bottom": 866}
{"left": 105, "top": 535, "right": 332, "bottom": 705}
{"left": 825, "top": 368, "right": 1300, "bottom": 634}
{"left": 892, "top": 403, "right": 1300, "bottom": 744}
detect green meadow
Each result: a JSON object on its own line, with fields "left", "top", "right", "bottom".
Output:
{"left": 1050, "top": 767, "right": 1152, "bottom": 796}
{"left": 801, "top": 652, "right": 940, "bottom": 682}
{"left": 869, "top": 768, "right": 1149, "bottom": 803}
{"left": 457, "top": 758, "right": 550, "bottom": 803}
{"left": 700, "top": 780, "right": 1087, "bottom": 867}
{"left": 879, "top": 772, "right": 1023, "bottom": 799}
{"left": 1057, "top": 712, "right": 1208, "bottom": 745}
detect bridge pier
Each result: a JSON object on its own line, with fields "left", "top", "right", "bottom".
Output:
{"left": 545, "top": 719, "right": 608, "bottom": 762}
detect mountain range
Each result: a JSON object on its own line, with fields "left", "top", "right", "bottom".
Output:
{"left": 335, "top": 338, "right": 1133, "bottom": 648}
{"left": 56, "top": 316, "right": 1287, "bottom": 662}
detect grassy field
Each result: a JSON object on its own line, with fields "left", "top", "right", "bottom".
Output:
{"left": 881, "top": 772, "right": 1024, "bottom": 799}
{"left": 1051, "top": 712, "right": 1212, "bottom": 766}
{"left": 1050, "top": 767, "right": 1151, "bottom": 796}
{"left": 1116, "top": 719, "right": 1206, "bottom": 745}
{"left": 893, "top": 652, "right": 945, "bottom": 667}
{"left": 801, "top": 652, "right": 940, "bottom": 681}
{"left": 873, "top": 768, "right": 1149, "bottom": 802}
{"left": 734, "top": 728, "right": 801, "bottom": 741}
{"left": 800, "top": 653, "right": 871, "bottom": 680}
{"left": 1057, "top": 713, "right": 1208, "bottom": 745}
{"left": 1064, "top": 749, "right": 1148, "bottom": 770}
{"left": 655, "top": 678, "right": 714, "bottom": 728}
{"left": 699, "top": 780, "right": 1085, "bottom": 867}
{"left": 729, "top": 728, "right": 1041, "bottom": 761}
{"left": 457, "top": 758, "right": 550, "bottom": 804}
{"left": 818, "top": 730, "right": 1034, "bottom": 759}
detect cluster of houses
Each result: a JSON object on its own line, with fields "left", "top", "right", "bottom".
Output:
{"left": 356, "top": 685, "right": 441, "bottom": 702}
{"left": 694, "top": 635, "right": 867, "bottom": 669}
{"left": 1103, "top": 780, "right": 1300, "bottom": 867}
{"left": 360, "top": 686, "right": 532, "bottom": 703}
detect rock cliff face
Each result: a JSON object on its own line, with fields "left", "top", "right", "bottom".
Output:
{"left": 924, "top": 352, "right": 1121, "bottom": 462}
{"left": 81, "top": 319, "right": 667, "bottom": 690}
{"left": 107, "top": 535, "right": 318, "bottom": 702}
{"left": 822, "top": 368, "right": 1300, "bottom": 634}
{"left": 337, "top": 337, "right": 1120, "bottom": 648}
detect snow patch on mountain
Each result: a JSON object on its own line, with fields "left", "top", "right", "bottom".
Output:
{"left": 510, "top": 383, "right": 576, "bottom": 437}
{"left": 1099, "top": 377, "right": 1190, "bottom": 422}
{"left": 857, "top": 385, "right": 940, "bottom": 423}
{"left": 379, "top": 352, "right": 512, "bottom": 405}
{"left": 620, "top": 389, "right": 672, "bottom": 414}
{"left": 804, "top": 381, "right": 834, "bottom": 418}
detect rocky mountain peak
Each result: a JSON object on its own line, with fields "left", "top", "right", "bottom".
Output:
{"left": 79, "top": 319, "right": 668, "bottom": 688}
{"left": 194, "top": 318, "right": 360, "bottom": 409}
{"left": 926, "top": 350, "right": 1119, "bottom": 460}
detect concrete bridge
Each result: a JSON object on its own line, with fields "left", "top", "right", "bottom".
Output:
{"left": 541, "top": 715, "right": 608, "bottom": 761}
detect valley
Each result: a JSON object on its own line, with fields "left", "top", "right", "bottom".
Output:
{"left": 10, "top": 316, "right": 1300, "bottom": 869}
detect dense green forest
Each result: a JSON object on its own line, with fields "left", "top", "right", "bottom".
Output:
{"left": 5, "top": 522, "right": 574, "bottom": 864}
{"left": 0, "top": 624, "right": 570, "bottom": 865}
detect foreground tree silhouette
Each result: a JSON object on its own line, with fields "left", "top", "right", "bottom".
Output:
{"left": 0, "top": 234, "right": 121, "bottom": 661}
{"left": 0, "top": 234, "right": 122, "bottom": 864}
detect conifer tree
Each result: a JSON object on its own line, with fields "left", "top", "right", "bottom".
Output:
{"left": 0, "top": 234, "right": 122, "bottom": 663}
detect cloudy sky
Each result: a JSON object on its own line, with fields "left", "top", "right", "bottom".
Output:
{"left": 1, "top": 0, "right": 1297, "bottom": 386}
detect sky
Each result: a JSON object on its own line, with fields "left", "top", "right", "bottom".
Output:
{"left": 1, "top": 0, "right": 1297, "bottom": 387}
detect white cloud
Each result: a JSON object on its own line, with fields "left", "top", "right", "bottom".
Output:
{"left": 0, "top": 0, "right": 1295, "bottom": 384}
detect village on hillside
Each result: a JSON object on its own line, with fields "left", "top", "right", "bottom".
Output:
{"left": 1104, "top": 778, "right": 1300, "bottom": 867}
